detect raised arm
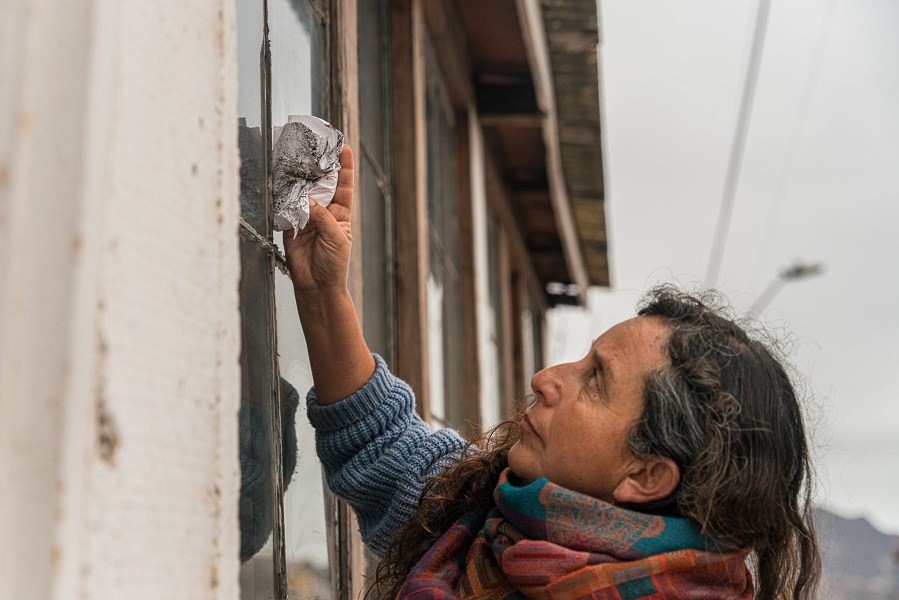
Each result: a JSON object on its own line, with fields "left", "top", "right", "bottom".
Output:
{"left": 282, "top": 146, "right": 376, "bottom": 404}
{"left": 281, "top": 145, "right": 466, "bottom": 553}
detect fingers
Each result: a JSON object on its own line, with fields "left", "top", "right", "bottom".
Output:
{"left": 332, "top": 145, "right": 354, "bottom": 213}
{"left": 308, "top": 200, "right": 345, "bottom": 245}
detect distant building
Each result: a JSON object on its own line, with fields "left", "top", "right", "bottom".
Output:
{"left": 1, "top": 0, "right": 607, "bottom": 598}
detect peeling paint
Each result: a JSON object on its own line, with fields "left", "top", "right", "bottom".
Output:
{"left": 215, "top": 7, "right": 225, "bottom": 55}
{"left": 95, "top": 396, "right": 119, "bottom": 465}
{"left": 94, "top": 327, "right": 117, "bottom": 465}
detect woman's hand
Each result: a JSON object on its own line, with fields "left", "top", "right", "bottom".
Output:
{"left": 282, "top": 145, "right": 375, "bottom": 404}
{"left": 283, "top": 145, "right": 354, "bottom": 297}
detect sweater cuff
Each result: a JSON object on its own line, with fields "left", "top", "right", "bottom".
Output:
{"left": 306, "top": 354, "right": 398, "bottom": 431}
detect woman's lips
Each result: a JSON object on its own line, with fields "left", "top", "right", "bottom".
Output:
{"left": 521, "top": 414, "right": 541, "bottom": 441}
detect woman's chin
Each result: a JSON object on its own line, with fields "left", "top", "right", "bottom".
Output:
{"left": 507, "top": 443, "right": 538, "bottom": 483}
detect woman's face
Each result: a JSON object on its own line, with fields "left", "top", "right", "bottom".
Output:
{"left": 508, "top": 316, "right": 669, "bottom": 502}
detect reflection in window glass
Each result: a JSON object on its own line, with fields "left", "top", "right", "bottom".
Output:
{"left": 238, "top": 0, "right": 334, "bottom": 597}
{"left": 237, "top": 236, "right": 279, "bottom": 599}
{"left": 237, "top": 0, "right": 267, "bottom": 233}
{"left": 268, "top": 1, "right": 331, "bottom": 598}
{"left": 274, "top": 264, "right": 331, "bottom": 599}
{"left": 269, "top": 0, "right": 324, "bottom": 131}
{"left": 236, "top": 0, "right": 281, "bottom": 594}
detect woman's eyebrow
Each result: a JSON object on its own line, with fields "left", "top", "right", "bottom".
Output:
{"left": 591, "top": 346, "right": 613, "bottom": 382}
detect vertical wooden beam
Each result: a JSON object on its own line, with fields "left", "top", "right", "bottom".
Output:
{"left": 391, "top": 0, "right": 430, "bottom": 419}
{"left": 454, "top": 109, "right": 481, "bottom": 440}
{"left": 329, "top": 2, "right": 366, "bottom": 599}
{"left": 330, "top": 0, "right": 362, "bottom": 320}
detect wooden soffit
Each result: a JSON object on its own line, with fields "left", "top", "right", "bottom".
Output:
{"left": 455, "top": 0, "right": 608, "bottom": 305}
{"left": 541, "top": 0, "right": 607, "bottom": 287}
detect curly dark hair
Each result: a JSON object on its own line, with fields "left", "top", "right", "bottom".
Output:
{"left": 369, "top": 286, "right": 820, "bottom": 600}
{"left": 633, "top": 286, "right": 820, "bottom": 599}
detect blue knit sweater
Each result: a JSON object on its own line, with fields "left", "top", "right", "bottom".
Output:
{"left": 306, "top": 355, "right": 467, "bottom": 554}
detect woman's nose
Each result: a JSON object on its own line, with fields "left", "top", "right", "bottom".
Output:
{"left": 530, "top": 365, "right": 563, "bottom": 407}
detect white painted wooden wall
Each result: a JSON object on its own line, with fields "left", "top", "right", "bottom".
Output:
{"left": 0, "top": 0, "right": 242, "bottom": 598}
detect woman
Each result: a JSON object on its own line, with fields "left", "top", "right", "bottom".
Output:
{"left": 285, "top": 146, "right": 820, "bottom": 599}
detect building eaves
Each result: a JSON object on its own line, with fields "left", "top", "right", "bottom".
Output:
{"left": 541, "top": 0, "right": 609, "bottom": 287}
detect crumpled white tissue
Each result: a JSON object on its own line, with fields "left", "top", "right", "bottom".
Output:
{"left": 272, "top": 115, "right": 344, "bottom": 236}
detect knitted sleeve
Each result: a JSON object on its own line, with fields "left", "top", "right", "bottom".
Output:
{"left": 305, "top": 354, "right": 466, "bottom": 555}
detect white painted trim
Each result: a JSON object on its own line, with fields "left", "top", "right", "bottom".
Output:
{"left": 0, "top": 1, "right": 242, "bottom": 598}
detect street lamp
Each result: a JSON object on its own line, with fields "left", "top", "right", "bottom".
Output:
{"left": 751, "top": 261, "right": 824, "bottom": 313}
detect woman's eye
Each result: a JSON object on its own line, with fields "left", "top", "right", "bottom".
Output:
{"left": 589, "top": 369, "right": 600, "bottom": 389}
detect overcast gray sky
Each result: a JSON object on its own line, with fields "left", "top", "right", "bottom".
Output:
{"left": 549, "top": 0, "right": 899, "bottom": 534}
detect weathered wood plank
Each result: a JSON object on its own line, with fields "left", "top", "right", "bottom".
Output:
{"left": 391, "top": 0, "right": 431, "bottom": 419}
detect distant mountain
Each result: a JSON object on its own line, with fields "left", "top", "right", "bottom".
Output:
{"left": 814, "top": 507, "right": 899, "bottom": 600}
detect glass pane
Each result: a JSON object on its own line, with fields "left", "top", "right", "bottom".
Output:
{"left": 358, "top": 0, "right": 389, "bottom": 168}
{"left": 425, "top": 85, "right": 444, "bottom": 232}
{"left": 427, "top": 255, "right": 446, "bottom": 423}
{"left": 438, "top": 112, "right": 458, "bottom": 265}
{"left": 268, "top": 2, "right": 332, "bottom": 597}
{"left": 424, "top": 30, "right": 457, "bottom": 249}
{"left": 424, "top": 29, "right": 463, "bottom": 428}
{"left": 269, "top": 0, "right": 324, "bottom": 131}
{"left": 274, "top": 263, "right": 332, "bottom": 599}
{"left": 482, "top": 215, "right": 504, "bottom": 427}
{"left": 442, "top": 262, "right": 464, "bottom": 427}
{"left": 359, "top": 0, "right": 396, "bottom": 367}
{"left": 238, "top": 236, "right": 279, "bottom": 599}
{"left": 237, "top": 0, "right": 268, "bottom": 233}
{"left": 360, "top": 153, "right": 392, "bottom": 360}
{"left": 521, "top": 293, "right": 541, "bottom": 393}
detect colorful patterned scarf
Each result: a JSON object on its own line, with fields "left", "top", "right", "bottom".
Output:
{"left": 399, "top": 469, "right": 752, "bottom": 599}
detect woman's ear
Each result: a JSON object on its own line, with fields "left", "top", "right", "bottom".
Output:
{"left": 612, "top": 456, "right": 680, "bottom": 505}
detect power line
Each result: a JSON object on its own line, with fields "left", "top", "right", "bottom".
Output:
{"left": 704, "top": 0, "right": 774, "bottom": 288}
{"left": 748, "top": 0, "right": 838, "bottom": 283}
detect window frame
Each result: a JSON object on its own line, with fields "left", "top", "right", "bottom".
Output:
{"left": 390, "top": 1, "right": 485, "bottom": 438}
{"left": 236, "top": 0, "right": 365, "bottom": 598}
